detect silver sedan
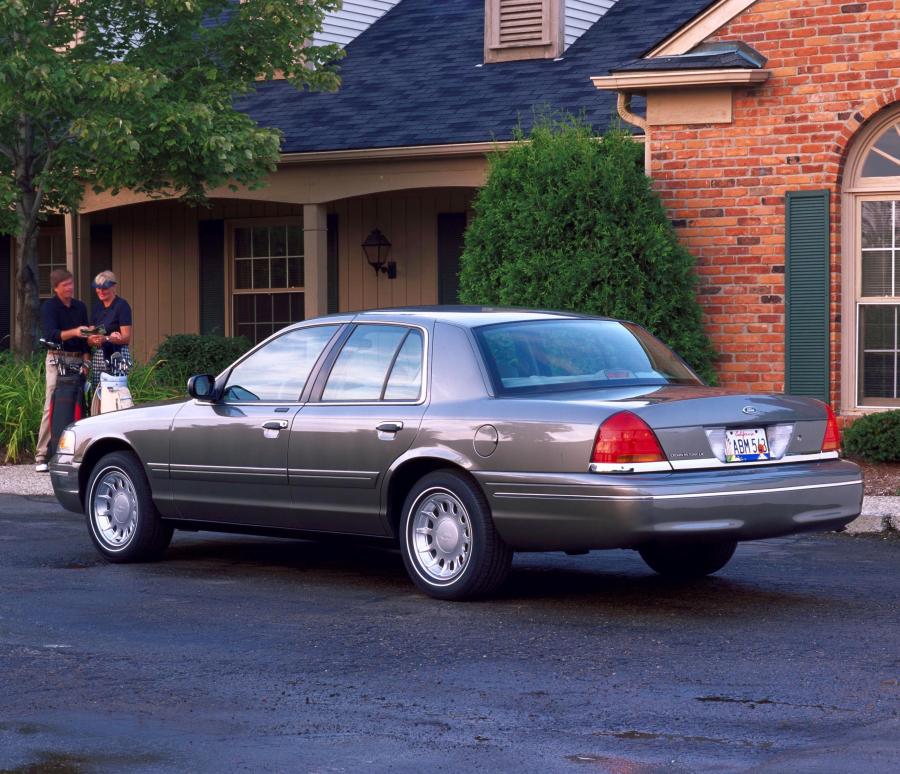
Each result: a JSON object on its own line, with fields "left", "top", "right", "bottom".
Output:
{"left": 50, "top": 308, "right": 863, "bottom": 600}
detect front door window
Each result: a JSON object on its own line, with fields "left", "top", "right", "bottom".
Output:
{"left": 222, "top": 324, "right": 340, "bottom": 403}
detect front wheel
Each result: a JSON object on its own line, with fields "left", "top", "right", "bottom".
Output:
{"left": 85, "top": 451, "right": 173, "bottom": 562}
{"left": 400, "top": 470, "right": 512, "bottom": 600}
{"left": 638, "top": 540, "right": 737, "bottom": 579}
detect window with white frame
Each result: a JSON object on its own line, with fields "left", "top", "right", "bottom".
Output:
{"left": 854, "top": 112, "right": 900, "bottom": 407}
{"left": 858, "top": 200, "right": 900, "bottom": 403}
{"left": 37, "top": 230, "right": 66, "bottom": 298}
{"left": 232, "top": 221, "right": 304, "bottom": 345}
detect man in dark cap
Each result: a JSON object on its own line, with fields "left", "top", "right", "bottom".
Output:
{"left": 35, "top": 269, "right": 90, "bottom": 472}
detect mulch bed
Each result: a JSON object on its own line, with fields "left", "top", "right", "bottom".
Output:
{"left": 849, "top": 458, "right": 900, "bottom": 496}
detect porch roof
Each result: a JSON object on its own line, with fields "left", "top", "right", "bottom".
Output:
{"left": 237, "top": 0, "right": 716, "bottom": 154}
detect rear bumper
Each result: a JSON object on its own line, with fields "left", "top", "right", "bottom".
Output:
{"left": 475, "top": 459, "right": 863, "bottom": 551}
{"left": 49, "top": 454, "right": 83, "bottom": 514}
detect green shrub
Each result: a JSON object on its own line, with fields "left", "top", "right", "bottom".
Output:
{"left": 0, "top": 353, "right": 44, "bottom": 463}
{"left": 843, "top": 410, "right": 900, "bottom": 463}
{"left": 459, "top": 116, "right": 717, "bottom": 383}
{"left": 152, "top": 334, "right": 251, "bottom": 388}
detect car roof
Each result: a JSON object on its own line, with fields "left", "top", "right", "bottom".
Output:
{"left": 349, "top": 306, "right": 608, "bottom": 328}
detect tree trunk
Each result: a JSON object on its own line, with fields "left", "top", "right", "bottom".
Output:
{"left": 13, "top": 219, "right": 41, "bottom": 358}
{"left": 12, "top": 113, "right": 44, "bottom": 360}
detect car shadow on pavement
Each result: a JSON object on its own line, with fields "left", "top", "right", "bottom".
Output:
{"left": 162, "top": 533, "right": 410, "bottom": 586}
{"left": 497, "top": 565, "right": 821, "bottom": 619}
{"left": 156, "top": 533, "right": 832, "bottom": 618}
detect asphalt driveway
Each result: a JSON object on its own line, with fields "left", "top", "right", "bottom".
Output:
{"left": 0, "top": 492, "right": 897, "bottom": 773}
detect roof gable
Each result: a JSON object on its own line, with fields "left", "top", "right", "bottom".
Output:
{"left": 313, "top": 1, "right": 402, "bottom": 47}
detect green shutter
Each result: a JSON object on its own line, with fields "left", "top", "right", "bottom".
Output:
{"left": 785, "top": 190, "right": 830, "bottom": 402}
{"left": 198, "top": 220, "right": 225, "bottom": 335}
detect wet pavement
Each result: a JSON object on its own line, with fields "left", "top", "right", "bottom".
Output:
{"left": 0, "top": 493, "right": 898, "bottom": 773}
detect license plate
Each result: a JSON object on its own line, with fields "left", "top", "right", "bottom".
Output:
{"left": 725, "top": 428, "right": 770, "bottom": 462}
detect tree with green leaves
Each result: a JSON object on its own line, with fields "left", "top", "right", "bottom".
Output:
{"left": 0, "top": 0, "right": 341, "bottom": 357}
{"left": 459, "top": 117, "right": 717, "bottom": 383}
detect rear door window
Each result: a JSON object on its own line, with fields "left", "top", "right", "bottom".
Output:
{"left": 323, "top": 325, "right": 424, "bottom": 402}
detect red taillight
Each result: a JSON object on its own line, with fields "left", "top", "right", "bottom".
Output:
{"left": 592, "top": 411, "right": 666, "bottom": 464}
{"left": 822, "top": 403, "right": 841, "bottom": 453}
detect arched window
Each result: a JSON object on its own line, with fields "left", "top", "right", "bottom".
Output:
{"left": 842, "top": 106, "right": 900, "bottom": 409}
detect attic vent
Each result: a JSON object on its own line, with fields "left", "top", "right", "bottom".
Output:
{"left": 485, "top": 0, "right": 563, "bottom": 63}
{"left": 498, "top": 0, "right": 548, "bottom": 46}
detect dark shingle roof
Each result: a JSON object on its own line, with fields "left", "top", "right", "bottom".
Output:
{"left": 613, "top": 42, "right": 767, "bottom": 72}
{"left": 238, "top": 0, "right": 716, "bottom": 153}
{"left": 613, "top": 52, "right": 756, "bottom": 71}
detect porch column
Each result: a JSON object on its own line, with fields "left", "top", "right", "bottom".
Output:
{"left": 64, "top": 212, "right": 78, "bottom": 278}
{"left": 74, "top": 214, "right": 92, "bottom": 300}
{"left": 303, "top": 204, "right": 328, "bottom": 320}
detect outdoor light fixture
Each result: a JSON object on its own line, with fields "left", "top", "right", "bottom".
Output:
{"left": 362, "top": 228, "right": 396, "bottom": 279}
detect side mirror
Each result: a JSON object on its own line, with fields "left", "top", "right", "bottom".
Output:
{"left": 187, "top": 374, "right": 216, "bottom": 401}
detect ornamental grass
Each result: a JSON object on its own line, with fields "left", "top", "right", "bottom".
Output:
{"left": 0, "top": 353, "right": 184, "bottom": 464}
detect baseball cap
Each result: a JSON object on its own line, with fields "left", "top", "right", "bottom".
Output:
{"left": 91, "top": 270, "right": 118, "bottom": 290}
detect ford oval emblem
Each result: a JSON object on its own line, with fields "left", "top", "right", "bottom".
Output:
{"left": 742, "top": 406, "right": 757, "bottom": 415}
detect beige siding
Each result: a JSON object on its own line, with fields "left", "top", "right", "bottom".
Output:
{"left": 92, "top": 199, "right": 301, "bottom": 361}
{"left": 86, "top": 190, "right": 474, "bottom": 361}
{"left": 329, "top": 189, "right": 475, "bottom": 313}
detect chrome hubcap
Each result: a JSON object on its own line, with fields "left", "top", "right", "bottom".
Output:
{"left": 92, "top": 470, "right": 138, "bottom": 548}
{"left": 411, "top": 489, "right": 471, "bottom": 582}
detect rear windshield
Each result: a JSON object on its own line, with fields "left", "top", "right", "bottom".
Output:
{"left": 473, "top": 319, "right": 702, "bottom": 395}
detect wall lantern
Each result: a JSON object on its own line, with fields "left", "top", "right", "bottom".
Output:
{"left": 362, "top": 228, "right": 396, "bottom": 279}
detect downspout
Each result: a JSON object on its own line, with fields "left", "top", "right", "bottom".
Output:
{"left": 617, "top": 92, "right": 650, "bottom": 175}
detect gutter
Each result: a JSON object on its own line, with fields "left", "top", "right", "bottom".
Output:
{"left": 616, "top": 93, "right": 650, "bottom": 174}
{"left": 279, "top": 141, "right": 518, "bottom": 164}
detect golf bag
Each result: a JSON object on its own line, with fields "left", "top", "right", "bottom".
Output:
{"left": 49, "top": 373, "right": 87, "bottom": 457}
{"left": 93, "top": 371, "right": 133, "bottom": 414}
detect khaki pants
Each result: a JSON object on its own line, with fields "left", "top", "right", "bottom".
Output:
{"left": 35, "top": 352, "right": 85, "bottom": 463}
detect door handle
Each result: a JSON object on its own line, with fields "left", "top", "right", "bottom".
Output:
{"left": 376, "top": 421, "right": 404, "bottom": 433}
{"left": 262, "top": 420, "right": 289, "bottom": 430}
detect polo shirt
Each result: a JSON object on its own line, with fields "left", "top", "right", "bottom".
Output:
{"left": 91, "top": 296, "right": 133, "bottom": 360}
{"left": 40, "top": 296, "right": 89, "bottom": 354}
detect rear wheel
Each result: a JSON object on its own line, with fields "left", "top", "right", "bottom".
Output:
{"left": 638, "top": 540, "right": 737, "bottom": 579}
{"left": 85, "top": 451, "right": 173, "bottom": 562}
{"left": 400, "top": 470, "right": 512, "bottom": 600}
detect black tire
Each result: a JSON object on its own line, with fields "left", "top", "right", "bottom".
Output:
{"left": 400, "top": 470, "right": 512, "bottom": 600}
{"left": 85, "top": 451, "right": 173, "bottom": 562}
{"left": 638, "top": 540, "right": 737, "bottom": 579}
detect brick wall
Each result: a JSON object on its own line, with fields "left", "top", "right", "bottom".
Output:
{"left": 650, "top": 0, "right": 900, "bottom": 410}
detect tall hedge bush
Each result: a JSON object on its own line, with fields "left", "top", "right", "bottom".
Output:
{"left": 459, "top": 117, "right": 717, "bottom": 383}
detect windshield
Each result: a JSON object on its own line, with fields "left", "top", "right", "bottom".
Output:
{"left": 473, "top": 319, "right": 702, "bottom": 395}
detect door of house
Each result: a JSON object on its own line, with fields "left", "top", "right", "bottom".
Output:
{"left": 437, "top": 213, "right": 466, "bottom": 305}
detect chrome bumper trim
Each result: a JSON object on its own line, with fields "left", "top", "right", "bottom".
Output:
{"left": 669, "top": 451, "right": 840, "bottom": 470}
{"left": 589, "top": 461, "right": 672, "bottom": 473}
{"left": 492, "top": 479, "right": 861, "bottom": 502}
{"left": 588, "top": 451, "right": 840, "bottom": 474}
